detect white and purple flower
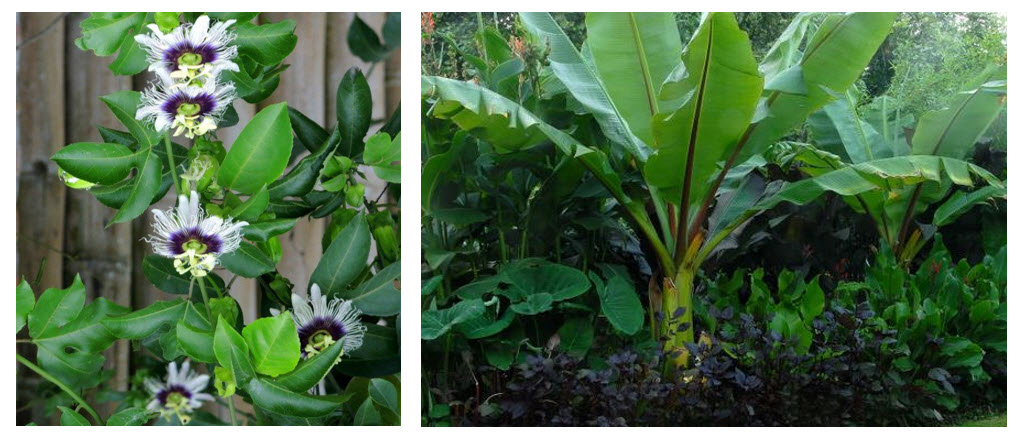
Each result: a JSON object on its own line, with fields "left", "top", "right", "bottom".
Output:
{"left": 146, "top": 191, "right": 247, "bottom": 278}
{"left": 134, "top": 14, "right": 239, "bottom": 85}
{"left": 136, "top": 79, "right": 235, "bottom": 139}
{"left": 144, "top": 360, "right": 214, "bottom": 425}
{"left": 271, "top": 284, "right": 367, "bottom": 358}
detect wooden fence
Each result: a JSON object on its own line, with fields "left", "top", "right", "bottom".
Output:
{"left": 15, "top": 12, "right": 401, "bottom": 423}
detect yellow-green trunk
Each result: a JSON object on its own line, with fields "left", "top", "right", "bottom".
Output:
{"left": 661, "top": 267, "right": 695, "bottom": 368}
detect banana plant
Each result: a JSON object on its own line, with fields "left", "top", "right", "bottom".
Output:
{"left": 801, "top": 66, "right": 1006, "bottom": 265}
{"left": 422, "top": 12, "right": 942, "bottom": 368}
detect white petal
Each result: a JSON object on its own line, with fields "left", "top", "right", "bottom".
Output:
{"left": 189, "top": 15, "right": 210, "bottom": 44}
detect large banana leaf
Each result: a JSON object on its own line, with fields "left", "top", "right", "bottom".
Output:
{"left": 933, "top": 185, "right": 1007, "bottom": 227}
{"left": 759, "top": 12, "right": 826, "bottom": 82}
{"left": 585, "top": 12, "right": 682, "bottom": 146}
{"left": 642, "top": 12, "right": 762, "bottom": 209}
{"left": 422, "top": 75, "right": 629, "bottom": 206}
{"left": 911, "top": 64, "right": 1006, "bottom": 159}
{"left": 700, "top": 154, "right": 1004, "bottom": 265}
{"left": 520, "top": 12, "right": 649, "bottom": 161}
{"left": 807, "top": 89, "right": 893, "bottom": 163}
{"left": 741, "top": 13, "right": 897, "bottom": 162}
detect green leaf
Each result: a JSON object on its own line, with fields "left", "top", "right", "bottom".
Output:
{"left": 934, "top": 185, "right": 1007, "bottom": 227}
{"left": 368, "top": 378, "right": 399, "bottom": 411}
{"left": 234, "top": 20, "right": 297, "bottom": 66}
{"left": 743, "top": 13, "right": 897, "bottom": 161}
{"left": 52, "top": 142, "right": 139, "bottom": 184}
{"left": 941, "top": 337, "right": 985, "bottom": 369}
{"left": 595, "top": 275, "right": 644, "bottom": 335}
{"left": 800, "top": 277, "right": 825, "bottom": 321}
{"left": 520, "top": 12, "right": 647, "bottom": 160}
{"left": 58, "top": 406, "right": 91, "bottom": 426}
{"left": 110, "top": 150, "right": 163, "bottom": 224}
{"left": 16, "top": 279, "right": 34, "bottom": 333}
{"left": 242, "top": 218, "right": 299, "bottom": 242}
{"left": 336, "top": 68, "right": 372, "bottom": 157}
{"left": 912, "top": 65, "right": 1006, "bottom": 159}
{"left": 288, "top": 106, "right": 330, "bottom": 153}
{"left": 273, "top": 339, "right": 345, "bottom": 392}
{"left": 310, "top": 214, "right": 370, "bottom": 296}
{"left": 107, "top": 408, "right": 153, "bottom": 426}
{"left": 230, "top": 185, "right": 270, "bottom": 222}
{"left": 242, "top": 312, "right": 301, "bottom": 377}
{"left": 353, "top": 398, "right": 382, "bottom": 425}
{"left": 421, "top": 299, "right": 485, "bottom": 340}
{"left": 644, "top": 12, "right": 763, "bottom": 209}
{"left": 102, "top": 299, "right": 185, "bottom": 339}
{"left": 341, "top": 261, "right": 400, "bottom": 316}
{"left": 218, "top": 102, "right": 294, "bottom": 194}
{"left": 224, "top": 64, "right": 283, "bottom": 104}
{"left": 35, "top": 297, "right": 127, "bottom": 389}
{"left": 214, "top": 318, "right": 255, "bottom": 385}
{"left": 247, "top": 377, "right": 345, "bottom": 418}
{"left": 108, "top": 22, "right": 149, "bottom": 75}
{"left": 27, "top": 274, "right": 86, "bottom": 338}
{"left": 335, "top": 324, "right": 399, "bottom": 377}
{"left": 347, "top": 13, "right": 399, "bottom": 62}
{"left": 78, "top": 12, "right": 146, "bottom": 56}
{"left": 557, "top": 317, "right": 594, "bottom": 357}
{"left": 363, "top": 132, "right": 401, "bottom": 183}
{"left": 585, "top": 12, "right": 682, "bottom": 146}
{"left": 509, "top": 293, "right": 554, "bottom": 315}
{"left": 100, "top": 91, "right": 162, "bottom": 148}
{"left": 219, "top": 242, "right": 276, "bottom": 277}
{"left": 141, "top": 255, "right": 226, "bottom": 294}
{"left": 455, "top": 308, "right": 516, "bottom": 340}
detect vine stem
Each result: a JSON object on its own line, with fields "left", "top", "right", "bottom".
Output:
{"left": 16, "top": 353, "right": 104, "bottom": 425}
{"left": 227, "top": 396, "right": 238, "bottom": 426}
{"left": 197, "top": 277, "right": 212, "bottom": 318}
{"left": 164, "top": 134, "right": 181, "bottom": 193}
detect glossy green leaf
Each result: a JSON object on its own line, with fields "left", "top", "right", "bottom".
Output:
{"left": 242, "top": 312, "right": 301, "bottom": 377}
{"left": 336, "top": 68, "right": 372, "bottom": 157}
{"left": 51, "top": 142, "right": 139, "bottom": 184}
{"left": 110, "top": 150, "right": 162, "bottom": 224}
{"left": 341, "top": 261, "right": 400, "bottom": 317}
{"left": 218, "top": 102, "right": 294, "bottom": 194}
{"left": 230, "top": 185, "right": 269, "bottom": 222}
{"left": 363, "top": 132, "right": 400, "bottom": 183}
{"left": 234, "top": 20, "right": 297, "bottom": 65}
{"left": 100, "top": 90, "right": 162, "bottom": 148}
{"left": 77, "top": 12, "right": 146, "bottom": 56}
{"left": 335, "top": 324, "right": 399, "bottom": 377}
{"left": 247, "top": 377, "right": 345, "bottom": 417}
{"left": 242, "top": 218, "right": 299, "bottom": 242}
{"left": 934, "top": 185, "right": 1007, "bottom": 227}
{"left": 311, "top": 213, "right": 370, "bottom": 296}
{"left": 102, "top": 299, "right": 185, "bottom": 339}
{"left": 16, "top": 279, "right": 34, "bottom": 333}
{"left": 219, "top": 241, "right": 276, "bottom": 278}
{"left": 214, "top": 318, "right": 255, "bottom": 385}
{"left": 107, "top": 408, "right": 152, "bottom": 426}
{"left": 27, "top": 275, "right": 87, "bottom": 338}
{"left": 58, "top": 406, "right": 90, "bottom": 426}
{"left": 273, "top": 339, "right": 345, "bottom": 392}
{"left": 368, "top": 378, "right": 398, "bottom": 411}
{"left": 353, "top": 398, "right": 382, "bottom": 425}
{"left": 347, "top": 13, "right": 399, "bottom": 62}
{"left": 35, "top": 297, "right": 127, "bottom": 389}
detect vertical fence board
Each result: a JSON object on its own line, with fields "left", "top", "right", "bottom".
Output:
{"left": 62, "top": 15, "right": 135, "bottom": 412}
{"left": 16, "top": 12, "right": 67, "bottom": 426}
{"left": 262, "top": 12, "right": 327, "bottom": 298}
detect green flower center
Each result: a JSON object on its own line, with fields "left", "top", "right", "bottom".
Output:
{"left": 183, "top": 238, "right": 208, "bottom": 253}
{"left": 178, "top": 52, "right": 203, "bottom": 67}
{"left": 177, "top": 102, "right": 202, "bottom": 118}
{"left": 306, "top": 330, "right": 335, "bottom": 355}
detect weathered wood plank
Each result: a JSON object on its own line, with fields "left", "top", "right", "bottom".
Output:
{"left": 262, "top": 12, "right": 327, "bottom": 299}
{"left": 16, "top": 12, "right": 66, "bottom": 291}
{"left": 62, "top": 12, "right": 135, "bottom": 416}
